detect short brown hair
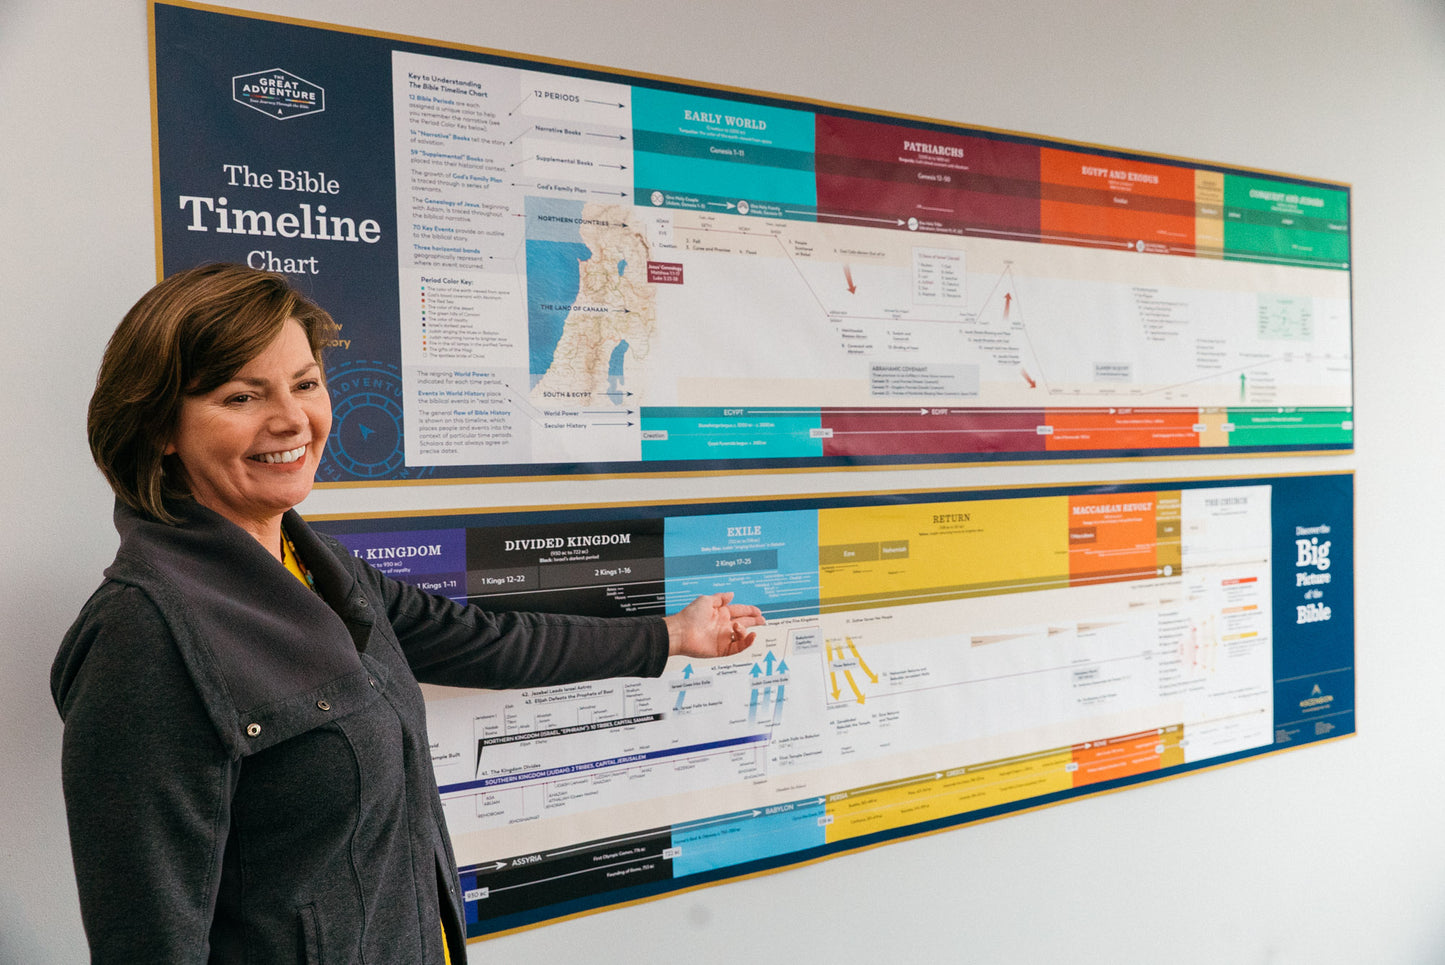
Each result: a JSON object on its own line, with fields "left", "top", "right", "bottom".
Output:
{"left": 89, "top": 264, "right": 338, "bottom": 522}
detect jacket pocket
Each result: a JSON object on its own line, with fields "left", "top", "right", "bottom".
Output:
{"left": 298, "top": 902, "right": 324, "bottom": 964}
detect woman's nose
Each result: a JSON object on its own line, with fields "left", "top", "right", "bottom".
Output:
{"left": 268, "top": 393, "right": 307, "bottom": 431}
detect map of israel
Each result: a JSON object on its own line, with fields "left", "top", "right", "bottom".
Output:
{"left": 529, "top": 200, "right": 657, "bottom": 407}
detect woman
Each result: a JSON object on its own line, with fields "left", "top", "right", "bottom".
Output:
{"left": 53, "top": 263, "right": 764, "bottom": 964}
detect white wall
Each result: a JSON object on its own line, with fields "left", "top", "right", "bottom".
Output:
{"left": 4, "top": 1, "right": 1443, "bottom": 962}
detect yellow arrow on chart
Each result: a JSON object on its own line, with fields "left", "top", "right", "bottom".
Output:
{"left": 844, "top": 670, "right": 865, "bottom": 704}
{"left": 845, "top": 638, "right": 878, "bottom": 683}
{"left": 830, "top": 670, "right": 842, "bottom": 700}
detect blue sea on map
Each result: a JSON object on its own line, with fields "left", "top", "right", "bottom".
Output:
{"left": 607, "top": 339, "right": 630, "bottom": 402}
{"left": 525, "top": 238, "right": 590, "bottom": 386}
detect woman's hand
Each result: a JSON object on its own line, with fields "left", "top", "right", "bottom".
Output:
{"left": 664, "top": 592, "right": 766, "bottom": 658}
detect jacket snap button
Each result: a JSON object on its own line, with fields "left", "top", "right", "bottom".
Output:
{"left": 246, "top": 723, "right": 261, "bottom": 737}
{"left": 317, "top": 700, "right": 331, "bottom": 711}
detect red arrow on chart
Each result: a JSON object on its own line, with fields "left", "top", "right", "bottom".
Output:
{"left": 1004, "top": 292, "right": 1012, "bottom": 318}
{"left": 844, "top": 264, "right": 857, "bottom": 294}
{"left": 1022, "top": 367, "right": 1036, "bottom": 388}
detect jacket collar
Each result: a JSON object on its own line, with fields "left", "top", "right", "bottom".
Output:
{"left": 107, "top": 499, "right": 374, "bottom": 744}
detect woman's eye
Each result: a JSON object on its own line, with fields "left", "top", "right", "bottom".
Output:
{"left": 227, "top": 393, "right": 254, "bottom": 405}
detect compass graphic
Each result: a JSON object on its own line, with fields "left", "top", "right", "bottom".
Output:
{"left": 317, "top": 360, "right": 434, "bottom": 482}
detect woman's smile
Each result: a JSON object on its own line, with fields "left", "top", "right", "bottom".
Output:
{"left": 251, "top": 444, "right": 309, "bottom": 464}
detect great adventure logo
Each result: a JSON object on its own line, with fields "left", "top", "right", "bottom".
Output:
{"left": 232, "top": 68, "right": 325, "bottom": 120}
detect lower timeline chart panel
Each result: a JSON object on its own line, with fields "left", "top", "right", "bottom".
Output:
{"left": 311, "top": 472, "right": 1353, "bottom": 938}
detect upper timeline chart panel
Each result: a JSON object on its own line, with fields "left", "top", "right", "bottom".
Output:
{"left": 154, "top": 3, "right": 1353, "bottom": 483}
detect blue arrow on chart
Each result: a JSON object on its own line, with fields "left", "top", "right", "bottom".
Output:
{"left": 675, "top": 665, "right": 694, "bottom": 711}
{"left": 749, "top": 662, "right": 763, "bottom": 679}
{"left": 748, "top": 687, "right": 760, "bottom": 723}
{"left": 772, "top": 684, "right": 787, "bottom": 725}
{"left": 764, "top": 652, "right": 776, "bottom": 676}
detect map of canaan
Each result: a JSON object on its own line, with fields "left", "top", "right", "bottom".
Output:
{"left": 529, "top": 202, "right": 657, "bottom": 407}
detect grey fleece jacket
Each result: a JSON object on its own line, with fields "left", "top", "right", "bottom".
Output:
{"left": 52, "top": 499, "right": 668, "bottom": 964}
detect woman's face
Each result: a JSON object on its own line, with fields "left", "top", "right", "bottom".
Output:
{"left": 166, "top": 319, "right": 331, "bottom": 541}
